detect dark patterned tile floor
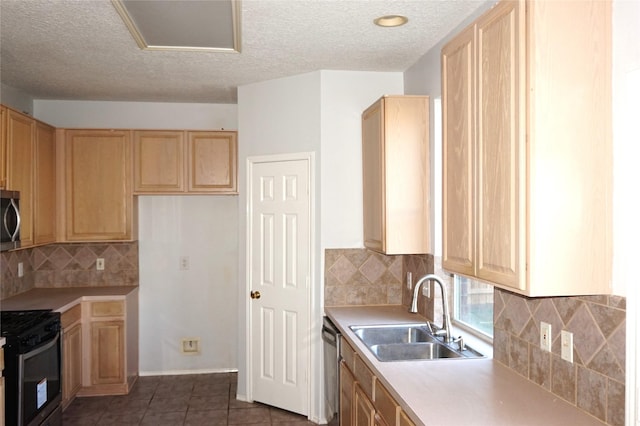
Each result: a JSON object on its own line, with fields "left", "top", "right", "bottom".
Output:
{"left": 62, "top": 373, "right": 317, "bottom": 425}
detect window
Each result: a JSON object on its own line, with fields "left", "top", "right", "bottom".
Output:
{"left": 452, "top": 275, "right": 493, "bottom": 339}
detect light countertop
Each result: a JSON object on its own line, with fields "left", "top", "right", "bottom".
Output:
{"left": 1, "top": 286, "right": 138, "bottom": 313}
{"left": 326, "top": 305, "right": 605, "bottom": 426}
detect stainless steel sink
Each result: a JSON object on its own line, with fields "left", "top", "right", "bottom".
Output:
{"left": 350, "top": 324, "right": 485, "bottom": 362}
{"left": 370, "top": 342, "right": 461, "bottom": 361}
{"left": 351, "top": 324, "right": 438, "bottom": 346}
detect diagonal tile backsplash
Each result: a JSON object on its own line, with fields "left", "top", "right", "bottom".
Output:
{"left": 1, "top": 242, "right": 139, "bottom": 300}
{"left": 324, "top": 249, "right": 405, "bottom": 306}
{"left": 494, "top": 288, "right": 625, "bottom": 425}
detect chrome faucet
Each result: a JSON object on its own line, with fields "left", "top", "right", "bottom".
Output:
{"left": 409, "top": 274, "right": 453, "bottom": 343}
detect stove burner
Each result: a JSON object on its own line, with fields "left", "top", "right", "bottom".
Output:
{"left": 1, "top": 309, "right": 56, "bottom": 335}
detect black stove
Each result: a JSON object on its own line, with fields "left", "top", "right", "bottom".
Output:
{"left": 1, "top": 309, "right": 62, "bottom": 426}
{"left": 1, "top": 310, "right": 61, "bottom": 352}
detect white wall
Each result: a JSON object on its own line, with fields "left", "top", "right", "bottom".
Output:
{"left": 30, "top": 99, "right": 240, "bottom": 374}
{"left": 236, "top": 70, "right": 322, "bottom": 411}
{"left": 236, "top": 70, "right": 402, "bottom": 422}
{"left": 1, "top": 83, "right": 34, "bottom": 114}
{"left": 33, "top": 100, "right": 237, "bottom": 129}
{"left": 319, "top": 71, "right": 404, "bottom": 249}
{"left": 138, "top": 195, "right": 238, "bottom": 374}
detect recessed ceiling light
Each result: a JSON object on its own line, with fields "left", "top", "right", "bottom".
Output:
{"left": 374, "top": 15, "right": 409, "bottom": 28}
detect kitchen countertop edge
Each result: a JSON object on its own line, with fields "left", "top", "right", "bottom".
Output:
{"left": 1, "top": 286, "right": 139, "bottom": 313}
{"left": 325, "top": 305, "right": 606, "bottom": 426}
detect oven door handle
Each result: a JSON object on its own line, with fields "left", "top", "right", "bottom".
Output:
{"left": 20, "top": 332, "right": 60, "bottom": 362}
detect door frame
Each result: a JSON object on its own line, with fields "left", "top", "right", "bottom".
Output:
{"left": 245, "top": 151, "right": 316, "bottom": 417}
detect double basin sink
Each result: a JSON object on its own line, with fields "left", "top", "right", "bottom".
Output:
{"left": 350, "top": 323, "right": 484, "bottom": 362}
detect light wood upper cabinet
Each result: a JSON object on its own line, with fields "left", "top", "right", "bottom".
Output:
{"left": 63, "top": 129, "right": 135, "bottom": 241}
{"left": 6, "top": 109, "right": 35, "bottom": 247}
{"left": 362, "top": 96, "right": 430, "bottom": 255}
{"left": 0, "top": 106, "right": 6, "bottom": 189}
{"left": 133, "top": 130, "right": 185, "bottom": 192}
{"left": 34, "top": 122, "right": 56, "bottom": 245}
{"left": 133, "top": 130, "right": 237, "bottom": 194}
{"left": 187, "top": 131, "right": 237, "bottom": 193}
{"left": 442, "top": 0, "right": 612, "bottom": 296}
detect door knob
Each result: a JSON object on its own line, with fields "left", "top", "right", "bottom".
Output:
{"left": 250, "top": 291, "right": 261, "bottom": 299}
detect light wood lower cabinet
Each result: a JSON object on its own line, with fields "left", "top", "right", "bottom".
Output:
{"left": 61, "top": 304, "right": 83, "bottom": 409}
{"left": 340, "top": 340, "right": 415, "bottom": 426}
{"left": 354, "top": 383, "right": 375, "bottom": 426}
{"left": 64, "top": 291, "right": 139, "bottom": 398}
{"left": 62, "top": 323, "right": 82, "bottom": 407}
{"left": 1, "top": 346, "right": 5, "bottom": 426}
{"left": 78, "top": 298, "right": 137, "bottom": 396}
{"left": 90, "top": 320, "right": 125, "bottom": 385}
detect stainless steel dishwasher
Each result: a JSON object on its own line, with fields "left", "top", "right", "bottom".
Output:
{"left": 322, "top": 316, "right": 341, "bottom": 425}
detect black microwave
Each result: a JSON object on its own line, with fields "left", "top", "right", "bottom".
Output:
{"left": 1, "top": 190, "right": 21, "bottom": 251}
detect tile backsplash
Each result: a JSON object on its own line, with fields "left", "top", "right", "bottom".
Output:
{"left": 324, "top": 248, "right": 434, "bottom": 308}
{"left": 324, "top": 248, "right": 626, "bottom": 425}
{"left": 494, "top": 288, "right": 625, "bottom": 425}
{"left": 1, "top": 242, "right": 139, "bottom": 300}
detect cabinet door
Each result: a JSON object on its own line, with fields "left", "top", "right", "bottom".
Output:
{"left": 373, "top": 414, "right": 389, "bottom": 426}
{"left": 65, "top": 130, "right": 133, "bottom": 241}
{"left": 187, "top": 131, "right": 237, "bottom": 193}
{"left": 34, "top": 122, "right": 56, "bottom": 245}
{"left": 399, "top": 411, "right": 416, "bottom": 426}
{"left": 0, "top": 376, "right": 4, "bottom": 426}
{"left": 62, "top": 323, "right": 83, "bottom": 406}
{"left": 91, "top": 320, "right": 125, "bottom": 385}
{"left": 339, "top": 361, "right": 355, "bottom": 426}
{"left": 362, "top": 100, "right": 385, "bottom": 253}
{"left": 442, "top": 24, "right": 475, "bottom": 278}
{"left": 133, "top": 130, "right": 185, "bottom": 193}
{"left": 475, "top": 1, "right": 525, "bottom": 289}
{"left": 6, "top": 110, "right": 35, "bottom": 247}
{"left": 353, "top": 384, "right": 375, "bottom": 426}
{"left": 0, "top": 106, "right": 6, "bottom": 189}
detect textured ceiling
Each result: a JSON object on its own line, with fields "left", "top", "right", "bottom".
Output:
{"left": 0, "top": 0, "right": 485, "bottom": 104}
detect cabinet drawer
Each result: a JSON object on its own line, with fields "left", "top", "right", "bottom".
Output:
{"left": 354, "top": 355, "right": 375, "bottom": 400}
{"left": 375, "top": 379, "right": 400, "bottom": 426}
{"left": 91, "top": 301, "right": 124, "bottom": 317}
{"left": 61, "top": 304, "right": 82, "bottom": 328}
{"left": 341, "top": 339, "right": 356, "bottom": 371}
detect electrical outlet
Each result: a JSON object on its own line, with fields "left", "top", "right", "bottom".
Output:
{"left": 18, "top": 262, "right": 24, "bottom": 277}
{"left": 182, "top": 338, "right": 201, "bottom": 355}
{"left": 422, "top": 283, "right": 430, "bottom": 298}
{"left": 96, "top": 258, "right": 105, "bottom": 271}
{"left": 180, "top": 256, "right": 190, "bottom": 271}
{"left": 540, "top": 322, "right": 552, "bottom": 352}
{"left": 561, "top": 330, "right": 574, "bottom": 363}
{"left": 406, "top": 272, "right": 412, "bottom": 290}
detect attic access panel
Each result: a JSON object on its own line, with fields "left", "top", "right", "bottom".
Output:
{"left": 112, "top": 0, "right": 241, "bottom": 52}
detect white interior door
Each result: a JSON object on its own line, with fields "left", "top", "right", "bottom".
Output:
{"left": 248, "top": 156, "right": 310, "bottom": 416}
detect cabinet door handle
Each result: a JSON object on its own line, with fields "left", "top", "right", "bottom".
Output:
{"left": 250, "top": 291, "right": 261, "bottom": 299}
